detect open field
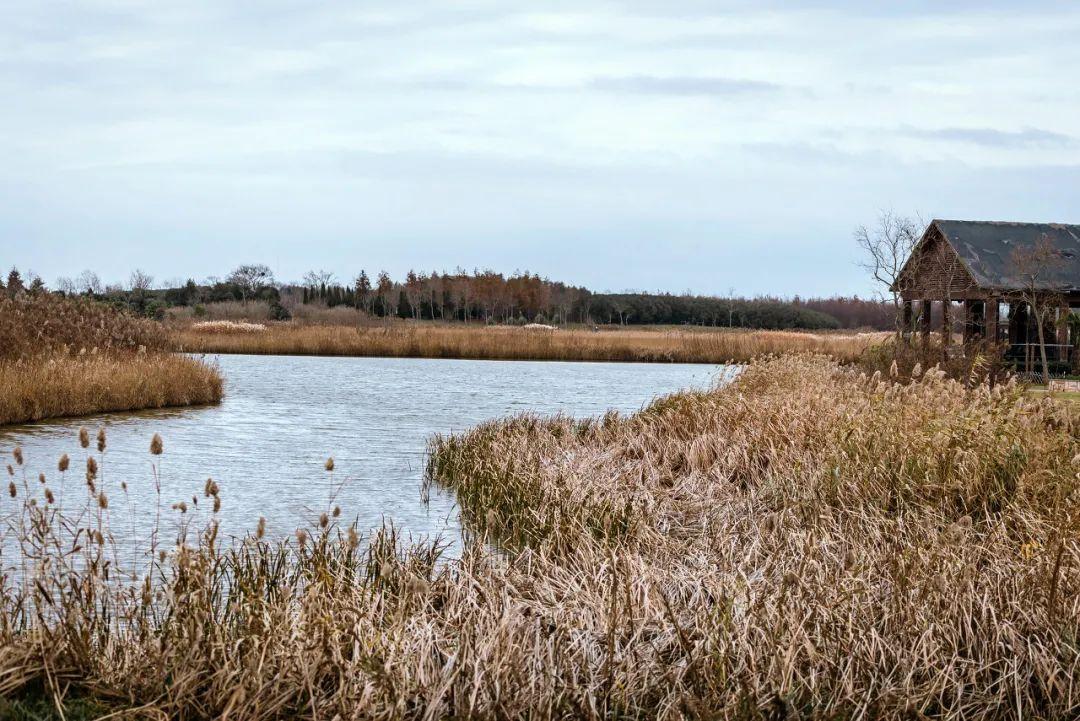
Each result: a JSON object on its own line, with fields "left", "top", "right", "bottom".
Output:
{"left": 1, "top": 355, "right": 1077, "bottom": 718}
{"left": 172, "top": 321, "right": 887, "bottom": 364}
{"left": 0, "top": 294, "right": 224, "bottom": 425}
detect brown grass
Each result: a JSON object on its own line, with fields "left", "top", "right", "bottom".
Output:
{"left": 0, "top": 294, "right": 223, "bottom": 425}
{"left": 1, "top": 355, "right": 1077, "bottom": 718}
{"left": 172, "top": 321, "right": 885, "bottom": 364}
{"left": 0, "top": 294, "right": 166, "bottom": 359}
{"left": 0, "top": 352, "right": 223, "bottom": 425}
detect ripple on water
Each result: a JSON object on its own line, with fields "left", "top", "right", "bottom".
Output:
{"left": 0, "top": 355, "right": 730, "bottom": 553}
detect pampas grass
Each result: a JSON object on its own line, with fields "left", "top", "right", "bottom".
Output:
{"left": 190, "top": 320, "right": 268, "bottom": 333}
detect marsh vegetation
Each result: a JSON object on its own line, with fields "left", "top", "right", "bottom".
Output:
{"left": 1, "top": 355, "right": 1076, "bottom": 718}
{"left": 0, "top": 294, "right": 223, "bottom": 425}
{"left": 172, "top": 321, "right": 885, "bottom": 364}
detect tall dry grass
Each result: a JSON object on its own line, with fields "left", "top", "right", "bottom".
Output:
{"left": 0, "top": 351, "right": 224, "bottom": 425}
{"left": 0, "top": 295, "right": 223, "bottom": 425}
{"left": 0, "top": 294, "right": 166, "bottom": 359}
{"left": 1, "top": 355, "right": 1076, "bottom": 718}
{"left": 173, "top": 322, "right": 884, "bottom": 364}
{"left": 429, "top": 354, "right": 1080, "bottom": 717}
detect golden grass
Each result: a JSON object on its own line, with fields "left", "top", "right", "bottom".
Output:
{"left": 1, "top": 294, "right": 166, "bottom": 359}
{"left": 173, "top": 321, "right": 885, "bottom": 363}
{"left": 0, "top": 294, "right": 224, "bottom": 425}
{"left": 0, "top": 352, "right": 224, "bottom": 425}
{"left": 1, "top": 355, "right": 1077, "bottom": 718}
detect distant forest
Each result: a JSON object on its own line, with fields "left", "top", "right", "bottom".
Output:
{"left": 2, "top": 265, "right": 894, "bottom": 330}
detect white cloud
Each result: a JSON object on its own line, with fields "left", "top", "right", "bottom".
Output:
{"left": 2, "top": 1, "right": 1080, "bottom": 295}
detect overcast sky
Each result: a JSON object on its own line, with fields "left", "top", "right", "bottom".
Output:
{"left": 3, "top": 1, "right": 1080, "bottom": 296}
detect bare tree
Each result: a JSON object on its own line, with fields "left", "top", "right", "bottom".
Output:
{"left": 129, "top": 269, "right": 154, "bottom": 293}
{"left": 450, "top": 270, "right": 471, "bottom": 322}
{"left": 56, "top": 276, "right": 76, "bottom": 295}
{"left": 403, "top": 270, "right": 424, "bottom": 320}
{"left": 375, "top": 271, "right": 396, "bottom": 318}
{"left": 1009, "top": 235, "right": 1067, "bottom": 384}
{"left": 302, "top": 269, "right": 335, "bottom": 290}
{"left": 77, "top": 269, "right": 103, "bottom": 295}
{"left": 428, "top": 271, "right": 446, "bottom": 320}
{"left": 228, "top": 264, "right": 274, "bottom": 304}
{"left": 855, "top": 210, "right": 923, "bottom": 336}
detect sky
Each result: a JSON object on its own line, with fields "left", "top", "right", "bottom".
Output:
{"left": 2, "top": 1, "right": 1080, "bottom": 297}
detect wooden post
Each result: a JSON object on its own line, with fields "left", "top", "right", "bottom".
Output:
{"left": 985, "top": 298, "right": 999, "bottom": 344}
{"left": 902, "top": 300, "right": 913, "bottom": 338}
{"left": 919, "top": 299, "right": 932, "bottom": 343}
{"left": 962, "top": 300, "right": 974, "bottom": 344}
{"left": 1056, "top": 307, "right": 1069, "bottom": 364}
{"left": 942, "top": 300, "right": 951, "bottom": 347}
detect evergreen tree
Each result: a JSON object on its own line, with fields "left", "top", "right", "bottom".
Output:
{"left": 6, "top": 267, "right": 24, "bottom": 297}
{"left": 354, "top": 271, "right": 372, "bottom": 312}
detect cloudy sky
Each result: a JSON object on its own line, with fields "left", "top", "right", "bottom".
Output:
{"left": 3, "top": 1, "right": 1080, "bottom": 296}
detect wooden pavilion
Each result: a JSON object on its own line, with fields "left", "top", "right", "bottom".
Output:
{"left": 892, "top": 219, "right": 1080, "bottom": 366}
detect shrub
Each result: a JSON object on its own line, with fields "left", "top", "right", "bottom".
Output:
{"left": 269, "top": 300, "right": 292, "bottom": 321}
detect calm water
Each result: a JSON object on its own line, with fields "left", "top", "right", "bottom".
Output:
{"left": 1, "top": 355, "right": 727, "bottom": 547}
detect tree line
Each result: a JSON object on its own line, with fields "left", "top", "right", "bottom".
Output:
{"left": 289, "top": 268, "right": 890, "bottom": 329}
{"left": 2, "top": 263, "right": 894, "bottom": 330}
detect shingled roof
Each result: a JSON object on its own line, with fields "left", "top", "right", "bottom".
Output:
{"left": 925, "top": 219, "right": 1080, "bottom": 292}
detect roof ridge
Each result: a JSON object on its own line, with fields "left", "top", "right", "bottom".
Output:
{"left": 934, "top": 218, "right": 1080, "bottom": 228}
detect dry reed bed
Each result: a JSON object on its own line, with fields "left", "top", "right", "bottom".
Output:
{"left": 173, "top": 323, "right": 883, "bottom": 364}
{"left": 1, "top": 355, "right": 1077, "bottom": 719}
{"left": 0, "top": 294, "right": 223, "bottom": 425}
{"left": 0, "top": 351, "right": 224, "bottom": 425}
{"left": 428, "top": 355, "right": 1080, "bottom": 718}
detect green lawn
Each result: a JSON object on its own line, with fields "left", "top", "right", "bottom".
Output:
{"left": 1027, "top": 387, "right": 1080, "bottom": 402}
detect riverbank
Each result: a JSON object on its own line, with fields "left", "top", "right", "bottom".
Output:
{"left": 172, "top": 321, "right": 885, "bottom": 364}
{"left": 1, "top": 355, "right": 1076, "bottom": 718}
{"left": 0, "top": 294, "right": 224, "bottom": 425}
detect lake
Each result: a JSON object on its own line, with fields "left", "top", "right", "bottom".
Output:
{"left": 0, "top": 355, "right": 728, "bottom": 548}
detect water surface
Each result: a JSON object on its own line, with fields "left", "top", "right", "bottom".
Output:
{"left": 1, "top": 355, "right": 726, "bottom": 546}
